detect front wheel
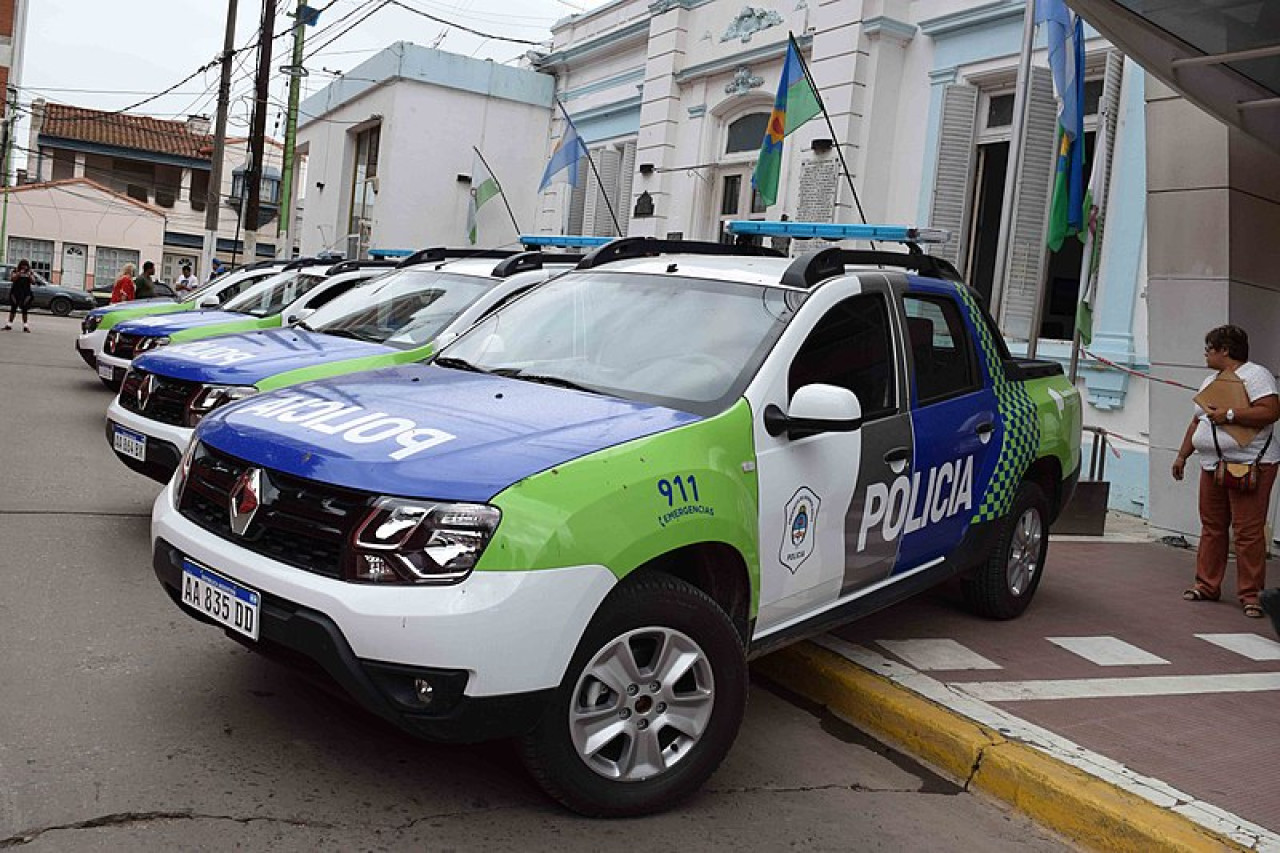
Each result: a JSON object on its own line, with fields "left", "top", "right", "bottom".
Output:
{"left": 49, "top": 297, "right": 72, "bottom": 316}
{"left": 519, "top": 574, "right": 747, "bottom": 817}
{"left": 962, "top": 481, "right": 1049, "bottom": 620}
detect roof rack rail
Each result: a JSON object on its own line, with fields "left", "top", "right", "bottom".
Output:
{"left": 490, "top": 251, "right": 587, "bottom": 278}
{"left": 324, "top": 258, "right": 400, "bottom": 276}
{"left": 235, "top": 258, "right": 287, "bottom": 272}
{"left": 283, "top": 255, "right": 345, "bottom": 271}
{"left": 576, "top": 237, "right": 784, "bottom": 270}
{"left": 781, "top": 247, "right": 964, "bottom": 289}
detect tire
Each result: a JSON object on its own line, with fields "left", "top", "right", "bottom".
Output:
{"left": 519, "top": 574, "right": 747, "bottom": 817}
{"left": 49, "top": 297, "right": 72, "bottom": 316}
{"left": 963, "top": 481, "right": 1049, "bottom": 620}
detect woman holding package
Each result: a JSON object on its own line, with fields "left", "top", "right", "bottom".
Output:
{"left": 1172, "top": 325, "right": 1280, "bottom": 618}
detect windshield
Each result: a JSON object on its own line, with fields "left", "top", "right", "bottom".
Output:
{"left": 440, "top": 272, "right": 798, "bottom": 416}
{"left": 307, "top": 268, "right": 498, "bottom": 350}
{"left": 180, "top": 268, "right": 268, "bottom": 304}
{"left": 222, "top": 270, "right": 327, "bottom": 317}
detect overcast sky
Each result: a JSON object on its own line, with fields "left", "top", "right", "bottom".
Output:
{"left": 17, "top": 0, "right": 589, "bottom": 167}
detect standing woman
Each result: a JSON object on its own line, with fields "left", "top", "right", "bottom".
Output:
{"left": 3, "top": 259, "right": 35, "bottom": 332}
{"left": 1172, "top": 325, "right": 1280, "bottom": 618}
{"left": 110, "top": 262, "right": 136, "bottom": 304}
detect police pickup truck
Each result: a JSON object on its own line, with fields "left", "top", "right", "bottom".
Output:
{"left": 109, "top": 243, "right": 598, "bottom": 482}
{"left": 95, "top": 259, "right": 393, "bottom": 389}
{"left": 151, "top": 223, "right": 1081, "bottom": 817}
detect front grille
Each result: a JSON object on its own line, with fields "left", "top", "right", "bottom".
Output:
{"left": 179, "top": 443, "right": 373, "bottom": 579}
{"left": 107, "top": 332, "right": 141, "bottom": 358}
{"left": 120, "top": 370, "right": 200, "bottom": 426}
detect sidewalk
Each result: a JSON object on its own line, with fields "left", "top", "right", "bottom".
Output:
{"left": 755, "top": 514, "right": 1280, "bottom": 851}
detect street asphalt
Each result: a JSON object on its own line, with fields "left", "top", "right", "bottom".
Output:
{"left": 0, "top": 315, "right": 1072, "bottom": 851}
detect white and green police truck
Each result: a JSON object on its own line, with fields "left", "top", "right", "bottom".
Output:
{"left": 151, "top": 223, "right": 1082, "bottom": 817}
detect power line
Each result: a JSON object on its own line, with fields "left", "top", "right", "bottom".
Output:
{"left": 382, "top": 0, "right": 548, "bottom": 45}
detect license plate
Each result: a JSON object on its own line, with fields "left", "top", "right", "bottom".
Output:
{"left": 181, "top": 558, "right": 261, "bottom": 641}
{"left": 112, "top": 423, "right": 147, "bottom": 461}
{"left": 98, "top": 363, "right": 114, "bottom": 380}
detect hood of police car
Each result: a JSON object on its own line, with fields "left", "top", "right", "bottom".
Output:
{"left": 133, "top": 328, "right": 393, "bottom": 386}
{"left": 90, "top": 298, "right": 176, "bottom": 318}
{"left": 116, "top": 309, "right": 250, "bottom": 336}
{"left": 196, "top": 364, "right": 701, "bottom": 502}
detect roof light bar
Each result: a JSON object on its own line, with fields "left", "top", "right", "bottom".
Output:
{"left": 519, "top": 234, "right": 614, "bottom": 249}
{"left": 726, "top": 221, "right": 950, "bottom": 244}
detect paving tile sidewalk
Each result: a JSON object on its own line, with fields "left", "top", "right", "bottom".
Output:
{"left": 758, "top": 519, "right": 1280, "bottom": 850}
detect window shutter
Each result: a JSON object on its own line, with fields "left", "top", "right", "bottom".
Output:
{"left": 928, "top": 84, "right": 979, "bottom": 268}
{"left": 998, "top": 65, "right": 1056, "bottom": 340}
{"left": 1098, "top": 50, "right": 1124, "bottom": 198}
{"left": 617, "top": 140, "right": 637, "bottom": 236}
{"left": 586, "top": 147, "right": 622, "bottom": 236}
{"left": 567, "top": 159, "right": 588, "bottom": 235}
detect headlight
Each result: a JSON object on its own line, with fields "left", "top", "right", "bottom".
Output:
{"left": 172, "top": 440, "right": 201, "bottom": 508}
{"left": 184, "top": 385, "right": 258, "bottom": 427}
{"left": 83, "top": 315, "right": 101, "bottom": 333}
{"left": 344, "top": 498, "right": 501, "bottom": 585}
{"left": 134, "top": 335, "right": 170, "bottom": 354}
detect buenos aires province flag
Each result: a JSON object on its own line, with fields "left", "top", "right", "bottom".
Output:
{"left": 751, "top": 40, "right": 821, "bottom": 208}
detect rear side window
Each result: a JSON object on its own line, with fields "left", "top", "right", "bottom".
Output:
{"left": 787, "top": 294, "right": 896, "bottom": 419}
{"left": 902, "top": 294, "right": 979, "bottom": 404}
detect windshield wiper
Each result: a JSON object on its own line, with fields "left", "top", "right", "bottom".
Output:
{"left": 433, "top": 356, "right": 491, "bottom": 374}
{"left": 493, "top": 369, "right": 599, "bottom": 394}
{"left": 322, "top": 327, "right": 380, "bottom": 342}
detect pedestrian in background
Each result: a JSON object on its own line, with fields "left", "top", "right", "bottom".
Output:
{"left": 109, "top": 262, "right": 136, "bottom": 304}
{"left": 207, "top": 258, "right": 227, "bottom": 283}
{"left": 175, "top": 263, "right": 197, "bottom": 296}
{"left": 133, "top": 260, "right": 158, "bottom": 299}
{"left": 3, "top": 259, "right": 35, "bottom": 332}
{"left": 1171, "top": 325, "right": 1280, "bottom": 618}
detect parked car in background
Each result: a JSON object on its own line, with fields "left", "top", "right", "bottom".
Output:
{"left": 90, "top": 280, "right": 179, "bottom": 307}
{"left": 0, "top": 265, "right": 97, "bottom": 316}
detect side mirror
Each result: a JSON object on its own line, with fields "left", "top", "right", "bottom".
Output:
{"left": 199, "top": 295, "right": 220, "bottom": 308}
{"left": 286, "top": 307, "right": 316, "bottom": 326}
{"left": 763, "top": 384, "right": 863, "bottom": 438}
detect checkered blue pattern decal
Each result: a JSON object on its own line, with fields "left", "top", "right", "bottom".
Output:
{"left": 951, "top": 284, "right": 1040, "bottom": 522}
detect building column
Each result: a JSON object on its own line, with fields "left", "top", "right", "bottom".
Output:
{"left": 1145, "top": 74, "right": 1280, "bottom": 540}
{"left": 806, "top": 0, "right": 870, "bottom": 224}
{"left": 73, "top": 153, "right": 85, "bottom": 179}
{"left": 630, "top": 3, "right": 691, "bottom": 237}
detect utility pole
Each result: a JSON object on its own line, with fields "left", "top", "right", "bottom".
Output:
{"left": 277, "top": 0, "right": 311, "bottom": 259}
{"left": 201, "top": 0, "right": 240, "bottom": 280}
{"left": 243, "top": 0, "right": 277, "bottom": 262}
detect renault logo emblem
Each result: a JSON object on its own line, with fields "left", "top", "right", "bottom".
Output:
{"left": 136, "top": 374, "right": 156, "bottom": 410}
{"left": 228, "top": 467, "right": 262, "bottom": 536}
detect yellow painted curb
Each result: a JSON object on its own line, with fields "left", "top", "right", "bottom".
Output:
{"left": 754, "top": 642, "right": 1246, "bottom": 853}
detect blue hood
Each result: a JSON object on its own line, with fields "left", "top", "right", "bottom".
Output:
{"left": 89, "top": 298, "right": 175, "bottom": 317}
{"left": 133, "top": 328, "right": 394, "bottom": 385}
{"left": 197, "top": 365, "right": 701, "bottom": 502}
{"left": 116, "top": 310, "right": 248, "bottom": 336}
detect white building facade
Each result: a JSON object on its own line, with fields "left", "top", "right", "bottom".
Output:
{"left": 296, "top": 43, "right": 556, "bottom": 258}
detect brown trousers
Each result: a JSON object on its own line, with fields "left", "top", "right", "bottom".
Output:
{"left": 1195, "top": 463, "right": 1279, "bottom": 604}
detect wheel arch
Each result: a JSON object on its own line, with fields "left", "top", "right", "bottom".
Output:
{"left": 1023, "top": 455, "right": 1064, "bottom": 523}
{"left": 622, "top": 542, "right": 754, "bottom": 646}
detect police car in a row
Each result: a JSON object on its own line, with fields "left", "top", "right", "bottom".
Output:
{"left": 108, "top": 244, "right": 597, "bottom": 482}
{"left": 146, "top": 223, "right": 1081, "bottom": 817}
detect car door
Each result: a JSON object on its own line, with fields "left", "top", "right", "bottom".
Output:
{"left": 892, "top": 285, "right": 1000, "bottom": 571}
{"left": 750, "top": 280, "right": 909, "bottom": 633}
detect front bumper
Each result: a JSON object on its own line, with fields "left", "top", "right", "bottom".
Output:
{"left": 76, "top": 329, "right": 106, "bottom": 369}
{"left": 106, "top": 398, "right": 191, "bottom": 483}
{"left": 97, "top": 351, "right": 130, "bottom": 385}
{"left": 151, "top": 486, "right": 617, "bottom": 741}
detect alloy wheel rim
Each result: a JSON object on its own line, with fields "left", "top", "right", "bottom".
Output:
{"left": 1006, "top": 508, "right": 1043, "bottom": 596}
{"left": 569, "top": 626, "right": 714, "bottom": 782}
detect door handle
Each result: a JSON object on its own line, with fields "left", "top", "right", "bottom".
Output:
{"left": 884, "top": 447, "right": 911, "bottom": 465}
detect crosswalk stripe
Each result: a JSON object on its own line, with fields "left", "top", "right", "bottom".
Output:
{"left": 1047, "top": 636, "right": 1170, "bottom": 666}
{"left": 875, "top": 638, "right": 1002, "bottom": 671}
{"left": 955, "top": 672, "right": 1280, "bottom": 702}
{"left": 1195, "top": 633, "right": 1280, "bottom": 661}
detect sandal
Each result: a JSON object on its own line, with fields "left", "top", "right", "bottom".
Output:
{"left": 1183, "top": 588, "right": 1218, "bottom": 602}
{"left": 1244, "top": 603, "right": 1264, "bottom": 618}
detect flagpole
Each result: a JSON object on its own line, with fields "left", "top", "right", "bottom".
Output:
{"left": 789, "top": 33, "right": 869, "bottom": 229}
{"left": 473, "top": 146, "right": 522, "bottom": 236}
{"left": 556, "top": 100, "right": 623, "bottom": 237}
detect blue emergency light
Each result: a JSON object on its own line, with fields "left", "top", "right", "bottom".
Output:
{"left": 726, "top": 221, "right": 950, "bottom": 244}
{"left": 519, "top": 234, "right": 614, "bottom": 249}
{"left": 368, "top": 248, "right": 415, "bottom": 259}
